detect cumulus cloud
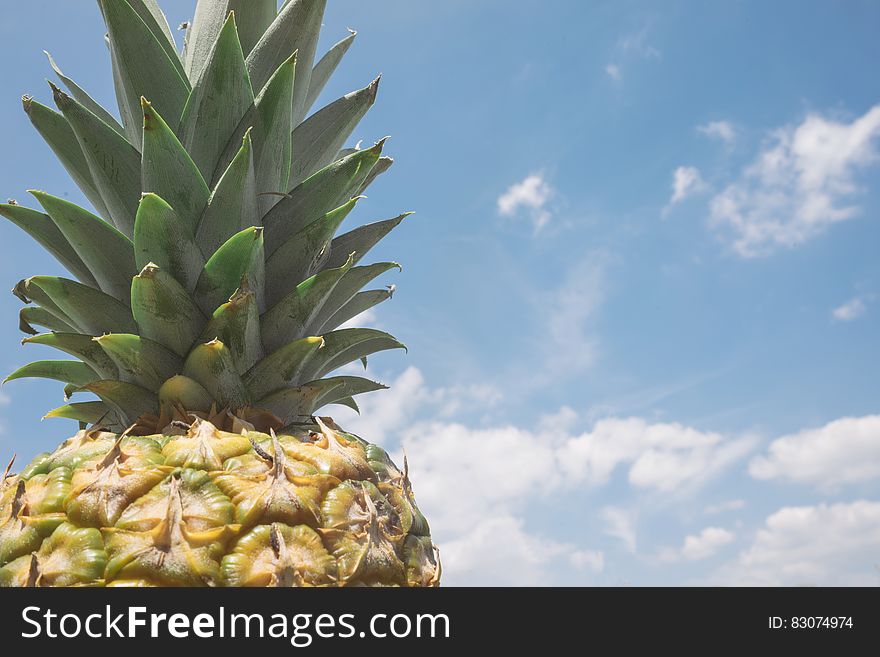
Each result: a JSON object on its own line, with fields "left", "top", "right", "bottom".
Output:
{"left": 710, "top": 104, "right": 880, "bottom": 257}
{"left": 697, "top": 120, "right": 736, "bottom": 143}
{"left": 749, "top": 415, "right": 880, "bottom": 490}
{"left": 335, "top": 369, "right": 754, "bottom": 585}
{"left": 832, "top": 297, "right": 867, "bottom": 322}
{"left": 680, "top": 527, "right": 735, "bottom": 560}
{"left": 497, "top": 173, "right": 555, "bottom": 232}
{"left": 441, "top": 515, "right": 603, "bottom": 586}
{"left": 714, "top": 501, "right": 880, "bottom": 586}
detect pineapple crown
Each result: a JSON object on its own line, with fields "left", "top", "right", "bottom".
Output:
{"left": 1, "top": 0, "right": 409, "bottom": 434}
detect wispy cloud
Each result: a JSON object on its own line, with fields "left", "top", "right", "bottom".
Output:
{"left": 710, "top": 104, "right": 880, "bottom": 257}
{"left": 497, "top": 173, "right": 555, "bottom": 232}
{"left": 832, "top": 297, "right": 867, "bottom": 322}
{"left": 671, "top": 166, "right": 706, "bottom": 204}
{"left": 605, "top": 64, "right": 621, "bottom": 81}
{"left": 603, "top": 26, "right": 660, "bottom": 81}
{"left": 704, "top": 499, "right": 746, "bottom": 515}
{"left": 697, "top": 120, "right": 736, "bottom": 143}
{"left": 602, "top": 506, "right": 638, "bottom": 554}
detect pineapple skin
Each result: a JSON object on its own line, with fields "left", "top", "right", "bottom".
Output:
{"left": 0, "top": 418, "right": 439, "bottom": 587}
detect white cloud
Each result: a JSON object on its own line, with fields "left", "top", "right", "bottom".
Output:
{"left": 680, "top": 527, "right": 735, "bottom": 560}
{"left": 605, "top": 64, "right": 621, "bottom": 81}
{"left": 832, "top": 297, "right": 867, "bottom": 322}
{"left": 714, "top": 500, "right": 880, "bottom": 586}
{"left": 749, "top": 415, "right": 880, "bottom": 490}
{"left": 0, "top": 393, "right": 9, "bottom": 406}
{"left": 602, "top": 506, "right": 638, "bottom": 554}
{"left": 704, "top": 499, "right": 746, "bottom": 515}
{"left": 497, "top": 173, "right": 555, "bottom": 232}
{"left": 666, "top": 166, "right": 706, "bottom": 210}
{"left": 336, "top": 368, "right": 755, "bottom": 585}
{"left": 710, "top": 104, "right": 880, "bottom": 257}
{"left": 441, "top": 515, "right": 603, "bottom": 586}
{"left": 697, "top": 120, "right": 736, "bottom": 143}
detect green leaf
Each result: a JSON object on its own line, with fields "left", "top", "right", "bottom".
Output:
{"left": 22, "top": 97, "right": 112, "bottom": 221}
{"left": 356, "top": 155, "right": 394, "bottom": 196}
{"left": 290, "top": 77, "right": 379, "bottom": 188}
{"left": 263, "top": 140, "right": 385, "bottom": 252}
{"left": 253, "top": 53, "right": 295, "bottom": 214}
{"left": 128, "top": 0, "right": 179, "bottom": 64}
{"left": 78, "top": 380, "right": 159, "bottom": 424}
{"left": 19, "top": 307, "right": 75, "bottom": 336}
{"left": 307, "top": 262, "right": 401, "bottom": 334}
{"left": 5, "top": 360, "right": 99, "bottom": 388}
{"left": 200, "top": 286, "right": 263, "bottom": 373}
{"left": 243, "top": 336, "right": 324, "bottom": 399}
{"left": 194, "top": 226, "right": 265, "bottom": 314}
{"left": 99, "top": 0, "right": 190, "bottom": 131}
{"left": 44, "top": 401, "right": 119, "bottom": 427}
{"left": 14, "top": 279, "right": 76, "bottom": 330}
{"left": 324, "top": 212, "right": 410, "bottom": 270}
{"left": 245, "top": 0, "right": 326, "bottom": 124}
{"left": 105, "top": 33, "right": 142, "bottom": 147}
{"left": 45, "top": 51, "right": 125, "bottom": 136}
{"left": 308, "top": 375, "right": 388, "bottom": 409}
{"left": 52, "top": 85, "right": 142, "bottom": 238}
{"left": 131, "top": 264, "right": 205, "bottom": 357}
{"left": 332, "top": 396, "right": 359, "bottom": 413}
{"left": 93, "top": 334, "right": 183, "bottom": 392}
{"left": 179, "top": 13, "right": 254, "bottom": 181}
{"left": 23, "top": 333, "right": 118, "bottom": 379}
{"left": 30, "top": 191, "right": 136, "bottom": 303}
{"left": 197, "top": 130, "right": 258, "bottom": 257}
{"left": 0, "top": 202, "right": 98, "bottom": 288}
{"left": 261, "top": 255, "right": 355, "bottom": 353}
{"left": 264, "top": 197, "right": 358, "bottom": 307}
{"left": 17, "top": 276, "right": 136, "bottom": 335}
{"left": 318, "top": 288, "right": 394, "bottom": 334}
{"left": 304, "top": 29, "right": 357, "bottom": 115}
{"left": 134, "top": 194, "right": 204, "bottom": 293}
{"left": 184, "top": 0, "right": 272, "bottom": 80}
{"left": 159, "top": 375, "right": 214, "bottom": 415}
{"left": 299, "top": 328, "right": 406, "bottom": 381}
{"left": 256, "top": 380, "right": 341, "bottom": 425}
{"left": 183, "top": 340, "right": 249, "bottom": 409}
{"left": 228, "top": 0, "right": 277, "bottom": 56}
{"left": 141, "top": 99, "right": 211, "bottom": 236}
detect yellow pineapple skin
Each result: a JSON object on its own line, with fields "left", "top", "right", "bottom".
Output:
{"left": 0, "top": 418, "right": 439, "bottom": 587}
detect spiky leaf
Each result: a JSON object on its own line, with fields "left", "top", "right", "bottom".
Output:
{"left": 5, "top": 360, "right": 99, "bottom": 387}
{"left": 141, "top": 100, "right": 210, "bottom": 235}
{"left": 201, "top": 287, "right": 263, "bottom": 373}
{"left": 304, "top": 29, "right": 357, "bottom": 115}
{"left": 197, "top": 130, "right": 258, "bottom": 257}
{"left": 31, "top": 191, "right": 136, "bottom": 302}
{"left": 93, "top": 334, "right": 182, "bottom": 392}
{"left": 52, "top": 85, "right": 141, "bottom": 237}
{"left": 301, "top": 328, "right": 406, "bottom": 381}
{"left": 324, "top": 212, "right": 410, "bottom": 270}
{"left": 179, "top": 13, "right": 254, "bottom": 181}
{"left": 134, "top": 194, "right": 204, "bottom": 293}
{"left": 194, "top": 227, "right": 265, "bottom": 314}
{"left": 0, "top": 203, "right": 98, "bottom": 288}
{"left": 78, "top": 379, "right": 159, "bottom": 425}
{"left": 23, "top": 333, "right": 118, "bottom": 380}
{"left": 290, "top": 77, "right": 379, "bottom": 187}
{"left": 131, "top": 264, "right": 204, "bottom": 357}
{"left": 264, "top": 197, "right": 358, "bottom": 306}
{"left": 244, "top": 336, "right": 324, "bottom": 399}
{"left": 16, "top": 276, "right": 136, "bottom": 335}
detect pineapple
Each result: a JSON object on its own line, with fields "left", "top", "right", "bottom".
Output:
{"left": 0, "top": 0, "right": 439, "bottom": 587}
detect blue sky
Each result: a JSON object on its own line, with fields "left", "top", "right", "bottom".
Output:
{"left": 1, "top": 0, "right": 879, "bottom": 585}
